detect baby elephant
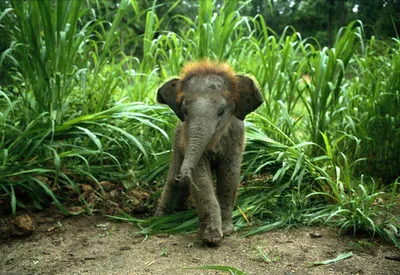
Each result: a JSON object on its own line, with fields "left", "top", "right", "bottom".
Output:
{"left": 155, "top": 60, "right": 263, "bottom": 244}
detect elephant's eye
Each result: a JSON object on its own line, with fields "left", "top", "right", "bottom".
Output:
{"left": 217, "top": 108, "right": 225, "bottom": 117}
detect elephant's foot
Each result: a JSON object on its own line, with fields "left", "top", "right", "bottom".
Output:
{"left": 198, "top": 224, "right": 223, "bottom": 244}
{"left": 222, "top": 221, "right": 234, "bottom": 236}
{"left": 154, "top": 206, "right": 168, "bottom": 216}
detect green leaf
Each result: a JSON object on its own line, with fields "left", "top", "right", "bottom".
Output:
{"left": 308, "top": 252, "right": 353, "bottom": 266}
{"left": 10, "top": 185, "right": 16, "bottom": 215}
{"left": 76, "top": 126, "right": 102, "bottom": 152}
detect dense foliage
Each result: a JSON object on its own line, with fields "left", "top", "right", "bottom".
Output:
{"left": 0, "top": 0, "right": 398, "bottom": 246}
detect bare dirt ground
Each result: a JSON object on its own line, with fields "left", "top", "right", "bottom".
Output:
{"left": 1, "top": 212, "right": 399, "bottom": 275}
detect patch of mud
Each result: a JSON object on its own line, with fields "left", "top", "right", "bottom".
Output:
{"left": 1, "top": 214, "right": 399, "bottom": 275}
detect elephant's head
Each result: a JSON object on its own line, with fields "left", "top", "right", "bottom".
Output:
{"left": 157, "top": 61, "right": 264, "bottom": 184}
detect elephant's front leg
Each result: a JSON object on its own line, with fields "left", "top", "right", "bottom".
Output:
{"left": 155, "top": 129, "right": 188, "bottom": 216}
{"left": 155, "top": 152, "right": 187, "bottom": 215}
{"left": 191, "top": 158, "right": 223, "bottom": 244}
{"left": 216, "top": 149, "right": 242, "bottom": 236}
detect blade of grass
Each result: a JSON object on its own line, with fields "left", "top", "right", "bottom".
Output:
{"left": 307, "top": 252, "right": 353, "bottom": 267}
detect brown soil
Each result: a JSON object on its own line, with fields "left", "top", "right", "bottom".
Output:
{"left": 1, "top": 212, "right": 399, "bottom": 275}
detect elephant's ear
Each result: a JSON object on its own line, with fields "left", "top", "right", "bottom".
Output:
{"left": 234, "top": 75, "right": 264, "bottom": 120}
{"left": 157, "top": 78, "right": 185, "bottom": 122}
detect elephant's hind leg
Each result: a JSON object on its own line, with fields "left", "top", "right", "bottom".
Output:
{"left": 216, "top": 149, "right": 242, "bottom": 236}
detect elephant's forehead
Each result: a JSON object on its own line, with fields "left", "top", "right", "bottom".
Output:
{"left": 184, "top": 75, "right": 228, "bottom": 95}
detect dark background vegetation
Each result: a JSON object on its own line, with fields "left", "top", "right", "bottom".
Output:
{"left": 2, "top": 0, "right": 399, "bottom": 78}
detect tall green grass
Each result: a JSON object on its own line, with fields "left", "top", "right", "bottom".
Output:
{"left": 0, "top": 0, "right": 171, "bottom": 214}
{"left": 0, "top": 0, "right": 398, "bottom": 246}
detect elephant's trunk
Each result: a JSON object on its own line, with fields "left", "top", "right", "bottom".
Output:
{"left": 178, "top": 116, "right": 215, "bottom": 186}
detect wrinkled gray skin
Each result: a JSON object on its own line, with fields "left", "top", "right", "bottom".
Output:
{"left": 155, "top": 73, "right": 263, "bottom": 244}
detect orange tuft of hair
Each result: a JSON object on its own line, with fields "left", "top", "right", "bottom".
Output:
{"left": 179, "top": 59, "right": 239, "bottom": 101}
